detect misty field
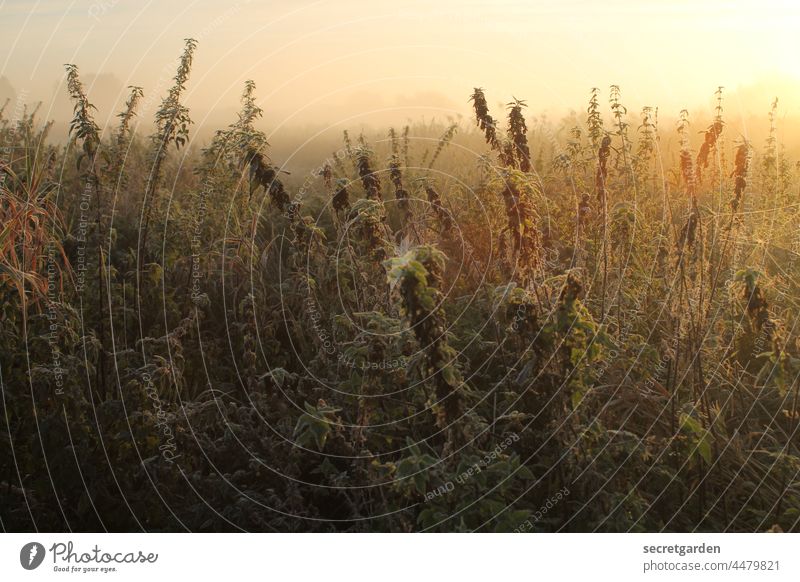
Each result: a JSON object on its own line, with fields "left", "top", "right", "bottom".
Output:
{"left": 1, "top": 39, "right": 799, "bottom": 532}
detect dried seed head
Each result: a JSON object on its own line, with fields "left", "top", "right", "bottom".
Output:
{"left": 507, "top": 98, "right": 531, "bottom": 172}
{"left": 731, "top": 141, "right": 750, "bottom": 212}
{"left": 470, "top": 87, "right": 499, "bottom": 148}
{"left": 355, "top": 144, "right": 382, "bottom": 201}
{"left": 596, "top": 135, "right": 612, "bottom": 202}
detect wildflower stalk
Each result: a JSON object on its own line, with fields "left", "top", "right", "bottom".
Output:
{"left": 139, "top": 38, "right": 197, "bottom": 275}
{"left": 64, "top": 63, "right": 108, "bottom": 398}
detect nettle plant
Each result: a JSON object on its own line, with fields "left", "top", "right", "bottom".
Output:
{"left": 140, "top": 38, "right": 197, "bottom": 269}
{"left": 386, "top": 245, "right": 463, "bottom": 444}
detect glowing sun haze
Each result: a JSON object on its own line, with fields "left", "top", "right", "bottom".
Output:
{"left": 1, "top": 0, "right": 799, "bottom": 131}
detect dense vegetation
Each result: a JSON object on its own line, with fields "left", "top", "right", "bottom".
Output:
{"left": 1, "top": 40, "right": 798, "bottom": 532}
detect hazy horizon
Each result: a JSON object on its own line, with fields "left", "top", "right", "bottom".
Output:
{"left": 2, "top": 0, "right": 800, "bottom": 140}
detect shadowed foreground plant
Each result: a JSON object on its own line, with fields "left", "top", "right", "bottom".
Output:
{"left": 386, "top": 245, "right": 462, "bottom": 450}
{"left": 65, "top": 63, "right": 110, "bottom": 397}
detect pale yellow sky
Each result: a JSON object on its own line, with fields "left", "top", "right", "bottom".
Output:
{"left": 1, "top": 0, "right": 799, "bottom": 133}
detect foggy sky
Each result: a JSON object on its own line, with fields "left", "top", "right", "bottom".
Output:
{"left": 2, "top": 0, "right": 799, "bottom": 138}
